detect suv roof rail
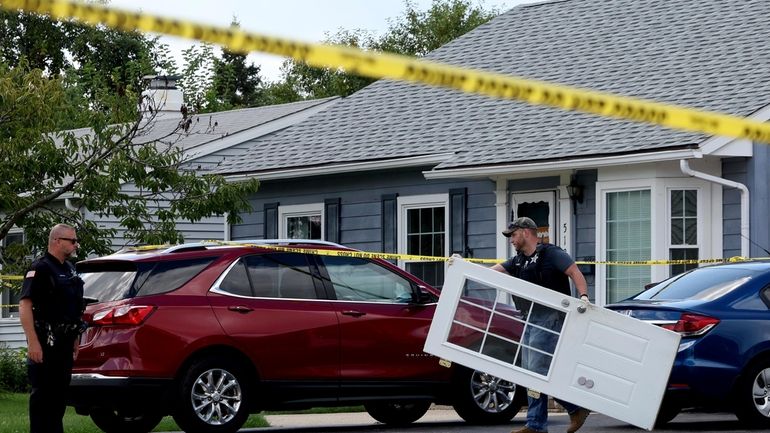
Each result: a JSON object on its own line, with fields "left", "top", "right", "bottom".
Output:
{"left": 157, "top": 239, "right": 348, "bottom": 254}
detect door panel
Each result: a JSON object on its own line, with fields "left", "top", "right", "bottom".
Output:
{"left": 209, "top": 254, "right": 339, "bottom": 381}
{"left": 425, "top": 257, "right": 680, "bottom": 430}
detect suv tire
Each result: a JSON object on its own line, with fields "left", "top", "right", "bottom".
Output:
{"left": 172, "top": 357, "right": 251, "bottom": 433}
{"left": 89, "top": 408, "right": 163, "bottom": 433}
{"left": 364, "top": 401, "right": 431, "bottom": 425}
{"left": 452, "top": 368, "right": 523, "bottom": 424}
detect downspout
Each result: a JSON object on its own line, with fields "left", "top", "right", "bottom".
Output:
{"left": 680, "top": 160, "right": 750, "bottom": 257}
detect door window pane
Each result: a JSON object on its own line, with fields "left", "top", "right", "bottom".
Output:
{"left": 447, "top": 279, "right": 564, "bottom": 377}
{"left": 606, "top": 190, "right": 651, "bottom": 303}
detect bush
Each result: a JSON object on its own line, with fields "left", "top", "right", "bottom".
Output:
{"left": 0, "top": 344, "right": 28, "bottom": 393}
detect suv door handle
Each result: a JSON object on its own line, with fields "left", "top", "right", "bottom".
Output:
{"left": 341, "top": 310, "right": 366, "bottom": 317}
{"left": 228, "top": 306, "right": 254, "bottom": 314}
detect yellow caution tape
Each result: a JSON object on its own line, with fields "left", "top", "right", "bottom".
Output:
{"left": 0, "top": 275, "right": 23, "bottom": 280}
{"left": 3, "top": 0, "right": 770, "bottom": 143}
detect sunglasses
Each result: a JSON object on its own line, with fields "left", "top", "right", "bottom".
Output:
{"left": 57, "top": 237, "right": 80, "bottom": 244}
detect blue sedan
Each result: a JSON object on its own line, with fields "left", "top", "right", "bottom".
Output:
{"left": 606, "top": 262, "right": 770, "bottom": 427}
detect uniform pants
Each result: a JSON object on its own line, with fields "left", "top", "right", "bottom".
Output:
{"left": 27, "top": 341, "right": 74, "bottom": 433}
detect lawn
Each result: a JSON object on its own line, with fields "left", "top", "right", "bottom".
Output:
{"left": 0, "top": 392, "right": 269, "bottom": 432}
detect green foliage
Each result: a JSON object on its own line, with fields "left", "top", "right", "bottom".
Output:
{"left": 276, "top": 0, "right": 499, "bottom": 100}
{"left": 376, "top": 0, "right": 499, "bottom": 56}
{"left": 0, "top": 13, "right": 260, "bottom": 265}
{"left": 0, "top": 346, "right": 27, "bottom": 393}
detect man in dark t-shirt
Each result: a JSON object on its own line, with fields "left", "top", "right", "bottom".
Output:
{"left": 492, "top": 217, "right": 590, "bottom": 433}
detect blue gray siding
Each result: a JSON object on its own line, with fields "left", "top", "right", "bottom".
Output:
{"left": 747, "top": 143, "right": 770, "bottom": 258}
{"left": 231, "top": 168, "right": 498, "bottom": 259}
{"left": 722, "top": 157, "right": 748, "bottom": 258}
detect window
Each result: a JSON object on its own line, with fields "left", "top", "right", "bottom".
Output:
{"left": 79, "top": 257, "right": 216, "bottom": 301}
{"left": 279, "top": 203, "right": 323, "bottom": 240}
{"left": 669, "top": 189, "right": 698, "bottom": 276}
{"left": 398, "top": 194, "right": 449, "bottom": 288}
{"left": 216, "top": 253, "right": 319, "bottom": 300}
{"left": 320, "top": 256, "right": 414, "bottom": 303}
{"left": 606, "top": 190, "right": 651, "bottom": 303}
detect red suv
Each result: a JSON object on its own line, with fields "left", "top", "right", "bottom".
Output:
{"left": 69, "top": 240, "right": 525, "bottom": 433}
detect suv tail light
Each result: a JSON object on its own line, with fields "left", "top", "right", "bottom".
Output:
{"left": 661, "top": 313, "right": 719, "bottom": 337}
{"left": 92, "top": 305, "right": 156, "bottom": 326}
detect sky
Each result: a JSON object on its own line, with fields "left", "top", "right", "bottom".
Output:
{"left": 107, "top": 0, "right": 540, "bottom": 82}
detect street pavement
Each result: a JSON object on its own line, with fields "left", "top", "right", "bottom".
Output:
{"left": 241, "top": 406, "right": 763, "bottom": 433}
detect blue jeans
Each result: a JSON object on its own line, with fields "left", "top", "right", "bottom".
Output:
{"left": 521, "top": 307, "right": 581, "bottom": 432}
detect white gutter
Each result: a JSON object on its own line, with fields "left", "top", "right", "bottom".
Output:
{"left": 423, "top": 148, "right": 701, "bottom": 179}
{"left": 680, "top": 159, "right": 749, "bottom": 257}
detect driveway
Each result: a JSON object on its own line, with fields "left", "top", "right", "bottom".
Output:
{"left": 247, "top": 407, "right": 762, "bottom": 433}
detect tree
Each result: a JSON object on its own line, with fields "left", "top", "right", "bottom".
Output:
{"left": 175, "top": 20, "right": 266, "bottom": 114}
{"left": 0, "top": 63, "right": 260, "bottom": 270}
{"left": 376, "top": 0, "right": 498, "bottom": 56}
{"left": 277, "top": 29, "right": 379, "bottom": 99}
{"left": 0, "top": 8, "right": 262, "bottom": 274}
{"left": 275, "top": 0, "right": 499, "bottom": 101}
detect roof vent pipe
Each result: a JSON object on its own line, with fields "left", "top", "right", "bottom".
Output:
{"left": 680, "top": 159, "right": 749, "bottom": 257}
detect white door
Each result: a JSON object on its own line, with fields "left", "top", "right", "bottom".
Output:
{"left": 424, "top": 257, "right": 680, "bottom": 431}
{"left": 511, "top": 191, "right": 555, "bottom": 245}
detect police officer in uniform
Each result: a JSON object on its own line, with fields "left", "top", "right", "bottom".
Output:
{"left": 19, "top": 223, "right": 85, "bottom": 433}
{"left": 492, "top": 217, "right": 591, "bottom": 433}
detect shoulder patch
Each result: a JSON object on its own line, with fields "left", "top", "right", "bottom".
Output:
{"left": 25, "top": 270, "right": 36, "bottom": 279}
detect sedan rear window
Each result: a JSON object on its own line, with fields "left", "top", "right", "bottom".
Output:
{"left": 79, "top": 257, "right": 216, "bottom": 302}
{"left": 633, "top": 266, "right": 761, "bottom": 301}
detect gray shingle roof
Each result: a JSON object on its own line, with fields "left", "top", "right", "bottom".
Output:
{"left": 216, "top": 0, "right": 770, "bottom": 175}
{"left": 132, "top": 97, "right": 338, "bottom": 157}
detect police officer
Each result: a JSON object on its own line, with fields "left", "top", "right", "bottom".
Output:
{"left": 19, "top": 223, "right": 85, "bottom": 433}
{"left": 492, "top": 217, "right": 590, "bottom": 433}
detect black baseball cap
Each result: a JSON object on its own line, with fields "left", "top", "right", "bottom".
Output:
{"left": 502, "top": 217, "right": 538, "bottom": 237}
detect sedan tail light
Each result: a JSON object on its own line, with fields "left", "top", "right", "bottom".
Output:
{"left": 661, "top": 313, "right": 719, "bottom": 337}
{"left": 92, "top": 305, "right": 156, "bottom": 326}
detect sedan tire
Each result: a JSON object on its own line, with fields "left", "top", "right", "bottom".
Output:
{"left": 734, "top": 357, "right": 770, "bottom": 428}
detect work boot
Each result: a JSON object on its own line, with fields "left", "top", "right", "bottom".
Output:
{"left": 567, "top": 408, "right": 590, "bottom": 433}
{"left": 510, "top": 427, "right": 546, "bottom": 433}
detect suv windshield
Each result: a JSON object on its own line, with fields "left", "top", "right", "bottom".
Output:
{"left": 633, "top": 266, "right": 761, "bottom": 301}
{"left": 79, "top": 257, "right": 216, "bottom": 302}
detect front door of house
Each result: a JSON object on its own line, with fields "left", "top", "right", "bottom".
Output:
{"left": 511, "top": 192, "right": 555, "bottom": 245}
{"left": 424, "top": 257, "right": 680, "bottom": 430}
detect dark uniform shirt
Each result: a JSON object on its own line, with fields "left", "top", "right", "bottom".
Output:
{"left": 20, "top": 252, "right": 84, "bottom": 327}
{"left": 500, "top": 243, "right": 574, "bottom": 296}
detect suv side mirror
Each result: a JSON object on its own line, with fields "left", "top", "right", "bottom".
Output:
{"left": 410, "top": 286, "right": 437, "bottom": 305}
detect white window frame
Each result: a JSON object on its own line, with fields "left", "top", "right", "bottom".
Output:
{"left": 596, "top": 177, "right": 717, "bottom": 306}
{"left": 666, "top": 183, "right": 710, "bottom": 275}
{"left": 396, "top": 193, "right": 449, "bottom": 271}
{"left": 278, "top": 203, "right": 324, "bottom": 240}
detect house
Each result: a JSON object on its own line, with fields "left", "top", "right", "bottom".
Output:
{"left": 214, "top": 0, "right": 770, "bottom": 306}
{"left": 0, "top": 84, "right": 338, "bottom": 337}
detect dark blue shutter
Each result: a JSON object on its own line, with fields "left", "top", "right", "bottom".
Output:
{"left": 449, "top": 188, "right": 469, "bottom": 257}
{"left": 324, "top": 198, "right": 341, "bottom": 244}
{"left": 264, "top": 202, "right": 278, "bottom": 239}
{"left": 381, "top": 194, "right": 398, "bottom": 253}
